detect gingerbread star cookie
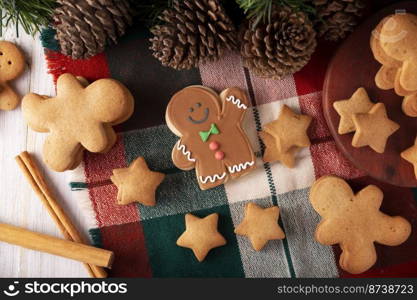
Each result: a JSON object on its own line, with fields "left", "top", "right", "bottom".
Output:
{"left": 110, "top": 157, "right": 165, "bottom": 206}
{"left": 176, "top": 213, "right": 226, "bottom": 262}
{"left": 310, "top": 175, "right": 411, "bottom": 274}
{"left": 264, "top": 105, "right": 312, "bottom": 153}
{"left": 401, "top": 137, "right": 417, "bottom": 179}
{"left": 259, "top": 131, "right": 299, "bottom": 168}
{"left": 352, "top": 103, "right": 399, "bottom": 153}
{"left": 234, "top": 203, "right": 285, "bottom": 251}
{"left": 333, "top": 88, "right": 375, "bottom": 135}
{"left": 261, "top": 105, "right": 311, "bottom": 168}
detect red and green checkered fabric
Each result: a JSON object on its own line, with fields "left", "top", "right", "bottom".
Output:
{"left": 41, "top": 24, "right": 417, "bottom": 278}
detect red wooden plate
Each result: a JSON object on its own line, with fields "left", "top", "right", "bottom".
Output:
{"left": 323, "top": 1, "right": 417, "bottom": 187}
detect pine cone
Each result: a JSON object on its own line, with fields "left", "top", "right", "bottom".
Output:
{"left": 149, "top": 0, "right": 237, "bottom": 70}
{"left": 240, "top": 5, "right": 317, "bottom": 80}
{"left": 312, "top": 0, "right": 365, "bottom": 41}
{"left": 53, "top": 0, "right": 133, "bottom": 59}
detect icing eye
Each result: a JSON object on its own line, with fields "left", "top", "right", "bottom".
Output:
{"left": 0, "top": 52, "right": 3, "bottom": 55}
{"left": 196, "top": 103, "right": 202, "bottom": 108}
{"left": 189, "top": 107, "right": 194, "bottom": 112}
{"left": 7, "top": 61, "right": 11, "bottom": 65}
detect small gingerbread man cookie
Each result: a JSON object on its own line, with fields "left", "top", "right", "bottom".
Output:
{"left": 402, "top": 93, "right": 417, "bottom": 117}
{"left": 166, "top": 85, "right": 256, "bottom": 190}
{"left": 370, "top": 16, "right": 402, "bottom": 69}
{"left": 22, "top": 73, "right": 134, "bottom": 172}
{"left": 310, "top": 176, "right": 411, "bottom": 274}
{"left": 0, "top": 41, "right": 26, "bottom": 110}
{"left": 371, "top": 15, "right": 417, "bottom": 116}
{"left": 379, "top": 13, "right": 417, "bottom": 92}
{"left": 394, "top": 68, "right": 415, "bottom": 97}
{"left": 375, "top": 65, "right": 397, "bottom": 90}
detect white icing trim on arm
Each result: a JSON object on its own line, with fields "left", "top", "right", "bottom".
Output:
{"left": 199, "top": 172, "right": 227, "bottom": 184}
{"left": 225, "top": 95, "right": 248, "bottom": 110}
{"left": 228, "top": 161, "right": 255, "bottom": 173}
{"left": 176, "top": 141, "right": 196, "bottom": 162}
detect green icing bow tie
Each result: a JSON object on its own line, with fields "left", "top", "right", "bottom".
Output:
{"left": 199, "top": 123, "right": 220, "bottom": 142}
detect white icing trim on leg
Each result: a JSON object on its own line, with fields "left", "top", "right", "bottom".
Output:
{"left": 225, "top": 95, "right": 248, "bottom": 110}
{"left": 199, "top": 172, "right": 227, "bottom": 184}
{"left": 176, "top": 141, "right": 196, "bottom": 162}
{"left": 228, "top": 161, "right": 255, "bottom": 173}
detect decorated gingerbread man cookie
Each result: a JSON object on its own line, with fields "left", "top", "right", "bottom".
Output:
{"left": 0, "top": 41, "right": 26, "bottom": 110}
{"left": 22, "top": 73, "right": 134, "bottom": 172}
{"left": 166, "top": 86, "right": 256, "bottom": 190}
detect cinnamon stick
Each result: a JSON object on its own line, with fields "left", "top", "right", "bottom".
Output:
{"left": 0, "top": 223, "right": 113, "bottom": 267}
{"left": 15, "top": 151, "right": 108, "bottom": 278}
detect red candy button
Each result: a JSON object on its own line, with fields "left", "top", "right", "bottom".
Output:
{"left": 209, "top": 141, "right": 220, "bottom": 151}
{"left": 215, "top": 151, "right": 225, "bottom": 160}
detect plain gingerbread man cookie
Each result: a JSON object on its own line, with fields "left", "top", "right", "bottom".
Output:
{"left": 166, "top": 85, "right": 256, "bottom": 190}
{"left": 22, "top": 73, "right": 134, "bottom": 172}
{"left": 371, "top": 15, "right": 417, "bottom": 116}
{"left": 310, "top": 175, "right": 411, "bottom": 274}
{"left": 370, "top": 16, "right": 402, "bottom": 68}
{"left": 0, "top": 41, "right": 25, "bottom": 110}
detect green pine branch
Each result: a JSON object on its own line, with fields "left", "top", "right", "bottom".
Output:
{"left": 129, "top": 0, "right": 173, "bottom": 27}
{"left": 0, "top": 0, "right": 57, "bottom": 36}
{"left": 236, "top": 0, "right": 316, "bottom": 27}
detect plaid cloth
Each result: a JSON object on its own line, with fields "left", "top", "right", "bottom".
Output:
{"left": 41, "top": 24, "right": 417, "bottom": 278}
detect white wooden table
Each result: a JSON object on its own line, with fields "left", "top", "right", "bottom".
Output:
{"left": 0, "top": 27, "right": 89, "bottom": 277}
